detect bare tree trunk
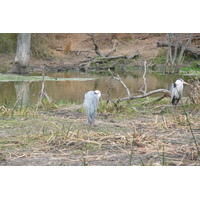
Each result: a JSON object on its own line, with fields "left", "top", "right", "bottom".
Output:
{"left": 172, "top": 33, "right": 179, "bottom": 65}
{"left": 9, "top": 33, "right": 31, "bottom": 74}
{"left": 165, "top": 33, "right": 193, "bottom": 74}
{"left": 165, "top": 33, "right": 173, "bottom": 73}
{"left": 174, "top": 33, "right": 193, "bottom": 73}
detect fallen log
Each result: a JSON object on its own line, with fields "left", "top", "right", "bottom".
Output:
{"left": 116, "top": 89, "right": 171, "bottom": 103}
{"left": 157, "top": 41, "right": 200, "bottom": 59}
{"left": 78, "top": 55, "right": 132, "bottom": 71}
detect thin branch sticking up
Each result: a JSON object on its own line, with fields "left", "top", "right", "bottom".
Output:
{"left": 38, "top": 66, "right": 51, "bottom": 104}
{"left": 138, "top": 60, "right": 152, "bottom": 102}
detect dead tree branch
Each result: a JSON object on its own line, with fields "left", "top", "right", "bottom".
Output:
{"left": 116, "top": 89, "right": 171, "bottom": 103}
{"left": 38, "top": 66, "right": 51, "bottom": 104}
{"left": 104, "top": 39, "right": 119, "bottom": 57}
{"left": 108, "top": 69, "right": 131, "bottom": 97}
{"left": 107, "top": 69, "right": 170, "bottom": 104}
{"left": 157, "top": 39, "right": 200, "bottom": 59}
{"left": 79, "top": 34, "right": 139, "bottom": 71}
{"left": 87, "top": 33, "right": 105, "bottom": 57}
{"left": 138, "top": 60, "right": 151, "bottom": 102}
{"left": 87, "top": 33, "right": 119, "bottom": 58}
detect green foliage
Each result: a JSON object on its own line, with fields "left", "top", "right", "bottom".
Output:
{"left": 182, "top": 54, "right": 196, "bottom": 62}
{"left": 152, "top": 55, "right": 166, "bottom": 65}
{"left": 0, "top": 33, "right": 17, "bottom": 53}
{"left": 190, "top": 61, "right": 200, "bottom": 70}
{"left": 152, "top": 49, "right": 167, "bottom": 65}
{"left": 180, "top": 62, "right": 200, "bottom": 72}
{"left": 98, "top": 100, "right": 127, "bottom": 114}
{"left": 90, "top": 62, "right": 97, "bottom": 68}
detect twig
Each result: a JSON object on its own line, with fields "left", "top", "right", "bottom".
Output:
{"left": 38, "top": 66, "right": 51, "bottom": 104}
{"left": 143, "top": 60, "right": 148, "bottom": 94}
{"left": 138, "top": 60, "right": 149, "bottom": 102}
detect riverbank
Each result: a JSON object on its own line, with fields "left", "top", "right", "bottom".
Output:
{"left": 0, "top": 98, "right": 200, "bottom": 166}
{"left": 0, "top": 34, "right": 200, "bottom": 166}
{"left": 0, "top": 33, "right": 180, "bottom": 73}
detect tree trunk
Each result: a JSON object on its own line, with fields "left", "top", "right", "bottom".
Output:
{"left": 165, "top": 34, "right": 173, "bottom": 73}
{"left": 174, "top": 33, "right": 193, "bottom": 73}
{"left": 163, "top": 33, "right": 193, "bottom": 74}
{"left": 9, "top": 33, "right": 31, "bottom": 74}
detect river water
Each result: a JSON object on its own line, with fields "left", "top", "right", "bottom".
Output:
{"left": 0, "top": 70, "right": 192, "bottom": 106}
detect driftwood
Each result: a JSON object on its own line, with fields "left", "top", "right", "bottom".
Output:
{"left": 116, "top": 89, "right": 171, "bottom": 103}
{"left": 107, "top": 68, "right": 171, "bottom": 104}
{"left": 78, "top": 52, "right": 139, "bottom": 71}
{"left": 157, "top": 41, "right": 200, "bottom": 59}
{"left": 56, "top": 48, "right": 90, "bottom": 56}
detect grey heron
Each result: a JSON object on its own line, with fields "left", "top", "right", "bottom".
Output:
{"left": 170, "top": 78, "right": 189, "bottom": 106}
{"left": 84, "top": 90, "right": 101, "bottom": 125}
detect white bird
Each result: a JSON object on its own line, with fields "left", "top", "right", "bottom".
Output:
{"left": 170, "top": 78, "right": 189, "bottom": 106}
{"left": 84, "top": 90, "right": 101, "bottom": 125}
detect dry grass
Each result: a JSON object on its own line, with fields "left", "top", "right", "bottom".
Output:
{"left": 0, "top": 101, "right": 200, "bottom": 166}
{"left": 189, "top": 80, "right": 200, "bottom": 106}
{"left": 64, "top": 40, "right": 72, "bottom": 55}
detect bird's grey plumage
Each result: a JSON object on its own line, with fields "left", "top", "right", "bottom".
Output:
{"left": 84, "top": 90, "right": 101, "bottom": 125}
{"left": 170, "top": 79, "right": 189, "bottom": 106}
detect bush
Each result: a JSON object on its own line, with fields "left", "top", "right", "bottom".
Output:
{"left": 190, "top": 61, "right": 200, "bottom": 70}
{"left": 0, "top": 33, "right": 17, "bottom": 53}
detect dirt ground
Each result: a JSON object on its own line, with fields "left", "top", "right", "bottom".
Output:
{"left": 1, "top": 33, "right": 200, "bottom": 72}
{"left": 0, "top": 101, "right": 200, "bottom": 166}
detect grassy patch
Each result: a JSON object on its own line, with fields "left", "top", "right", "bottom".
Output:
{"left": 0, "top": 34, "right": 17, "bottom": 53}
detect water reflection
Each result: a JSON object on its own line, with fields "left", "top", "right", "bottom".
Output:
{"left": 14, "top": 82, "right": 30, "bottom": 106}
{"left": 0, "top": 71, "right": 192, "bottom": 106}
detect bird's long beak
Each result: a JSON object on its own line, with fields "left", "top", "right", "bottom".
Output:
{"left": 183, "top": 80, "right": 190, "bottom": 85}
